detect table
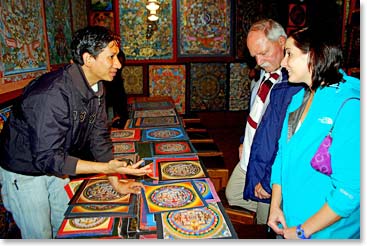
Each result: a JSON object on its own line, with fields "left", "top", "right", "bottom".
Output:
{"left": 56, "top": 97, "right": 238, "bottom": 239}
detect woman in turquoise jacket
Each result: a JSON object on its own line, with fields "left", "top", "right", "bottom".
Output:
{"left": 268, "top": 27, "right": 360, "bottom": 239}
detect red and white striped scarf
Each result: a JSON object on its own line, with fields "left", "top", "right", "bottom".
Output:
{"left": 240, "top": 69, "right": 281, "bottom": 170}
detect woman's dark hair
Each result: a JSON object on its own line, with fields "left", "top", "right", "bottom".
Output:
{"left": 71, "top": 26, "right": 120, "bottom": 65}
{"left": 289, "top": 27, "right": 344, "bottom": 91}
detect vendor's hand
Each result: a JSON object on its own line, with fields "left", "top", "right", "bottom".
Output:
{"left": 108, "top": 159, "right": 152, "bottom": 176}
{"left": 268, "top": 206, "right": 287, "bottom": 236}
{"left": 254, "top": 182, "right": 271, "bottom": 199}
{"left": 113, "top": 180, "right": 144, "bottom": 195}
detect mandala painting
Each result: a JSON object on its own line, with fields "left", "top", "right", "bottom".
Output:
{"left": 141, "top": 127, "right": 189, "bottom": 142}
{"left": 157, "top": 202, "right": 237, "bottom": 239}
{"left": 159, "top": 160, "right": 206, "bottom": 181}
{"left": 121, "top": 66, "right": 144, "bottom": 94}
{"left": 153, "top": 141, "right": 195, "bottom": 156}
{"left": 112, "top": 142, "right": 136, "bottom": 154}
{"left": 110, "top": 129, "right": 141, "bottom": 142}
{"left": 56, "top": 217, "right": 116, "bottom": 238}
{"left": 190, "top": 63, "right": 227, "bottom": 111}
{"left": 69, "top": 179, "right": 131, "bottom": 205}
{"left": 142, "top": 181, "right": 206, "bottom": 213}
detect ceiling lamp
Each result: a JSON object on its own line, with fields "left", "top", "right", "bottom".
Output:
{"left": 146, "top": 0, "right": 160, "bottom": 22}
{"left": 146, "top": 0, "right": 160, "bottom": 12}
{"left": 148, "top": 14, "right": 159, "bottom": 22}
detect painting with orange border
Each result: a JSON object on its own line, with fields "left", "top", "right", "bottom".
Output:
{"left": 141, "top": 180, "right": 207, "bottom": 213}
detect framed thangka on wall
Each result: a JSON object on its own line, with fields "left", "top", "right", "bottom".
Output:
{"left": 44, "top": 0, "right": 73, "bottom": 66}
{"left": 229, "top": 63, "right": 251, "bottom": 111}
{"left": 0, "top": 0, "right": 49, "bottom": 93}
{"left": 149, "top": 65, "right": 186, "bottom": 114}
{"left": 89, "top": 11, "right": 115, "bottom": 32}
{"left": 189, "top": 63, "right": 227, "bottom": 111}
{"left": 177, "top": 0, "right": 232, "bottom": 57}
{"left": 121, "top": 66, "right": 144, "bottom": 95}
{"left": 119, "top": 0, "right": 175, "bottom": 61}
{"left": 70, "top": 0, "right": 88, "bottom": 32}
{"left": 235, "top": 0, "right": 281, "bottom": 59}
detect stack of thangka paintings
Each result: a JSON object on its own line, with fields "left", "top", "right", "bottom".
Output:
{"left": 57, "top": 177, "right": 137, "bottom": 239}
{"left": 59, "top": 96, "right": 237, "bottom": 239}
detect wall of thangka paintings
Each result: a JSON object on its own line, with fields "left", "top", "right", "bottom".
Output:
{"left": 0, "top": 0, "right": 88, "bottom": 100}
{"left": 118, "top": 62, "right": 252, "bottom": 114}
{"left": 113, "top": 0, "right": 261, "bottom": 113}
{"left": 0, "top": 0, "right": 350, "bottom": 113}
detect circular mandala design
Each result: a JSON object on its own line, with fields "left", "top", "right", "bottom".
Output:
{"left": 149, "top": 129, "right": 181, "bottom": 139}
{"left": 198, "top": 75, "right": 219, "bottom": 100}
{"left": 186, "top": 2, "right": 224, "bottom": 37}
{"left": 163, "top": 162, "right": 201, "bottom": 177}
{"left": 70, "top": 217, "right": 107, "bottom": 229}
{"left": 118, "top": 131, "right": 133, "bottom": 138}
{"left": 150, "top": 185, "right": 194, "bottom": 208}
{"left": 83, "top": 181, "right": 125, "bottom": 201}
{"left": 166, "top": 206, "right": 219, "bottom": 236}
{"left": 113, "top": 143, "right": 133, "bottom": 152}
{"left": 157, "top": 142, "right": 187, "bottom": 153}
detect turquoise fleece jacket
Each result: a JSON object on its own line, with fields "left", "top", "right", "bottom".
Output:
{"left": 270, "top": 71, "right": 360, "bottom": 239}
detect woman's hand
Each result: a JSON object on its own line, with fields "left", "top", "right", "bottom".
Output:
{"left": 108, "top": 159, "right": 152, "bottom": 176}
{"left": 283, "top": 226, "right": 299, "bottom": 239}
{"left": 268, "top": 205, "right": 287, "bottom": 236}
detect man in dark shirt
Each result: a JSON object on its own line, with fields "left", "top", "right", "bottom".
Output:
{"left": 0, "top": 26, "right": 151, "bottom": 239}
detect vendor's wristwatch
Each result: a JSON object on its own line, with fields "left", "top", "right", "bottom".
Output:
{"left": 296, "top": 224, "right": 311, "bottom": 239}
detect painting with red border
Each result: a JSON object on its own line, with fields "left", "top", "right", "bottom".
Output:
{"left": 110, "top": 129, "right": 141, "bottom": 142}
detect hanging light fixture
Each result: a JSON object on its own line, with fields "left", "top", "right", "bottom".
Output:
{"left": 146, "top": 0, "right": 160, "bottom": 12}
{"left": 145, "top": 0, "right": 160, "bottom": 39}
{"left": 146, "top": 0, "right": 160, "bottom": 22}
{"left": 148, "top": 14, "right": 159, "bottom": 22}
